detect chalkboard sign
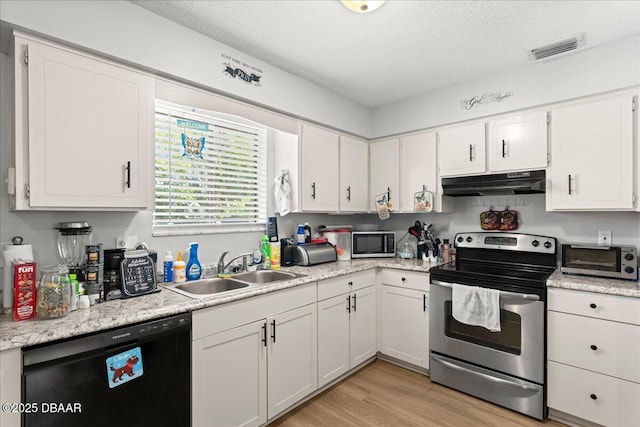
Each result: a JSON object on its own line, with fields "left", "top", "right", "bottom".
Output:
{"left": 120, "top": 250, "right": 157, "bottom": 297}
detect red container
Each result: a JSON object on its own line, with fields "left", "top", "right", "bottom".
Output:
{"left": 13, "top": 262, "right": 37, "bottom": 321}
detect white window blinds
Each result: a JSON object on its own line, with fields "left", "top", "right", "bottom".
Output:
{"left": 154, "top": 100, "right": 267, "bottom": 232}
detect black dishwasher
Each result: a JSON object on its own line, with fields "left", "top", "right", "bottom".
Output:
{"left": 22, "top": 312, "right": 191, "bottom": 427}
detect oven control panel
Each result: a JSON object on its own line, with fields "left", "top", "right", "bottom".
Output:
{"left": 454, "top": 232, "right": 556, "bottom": 254}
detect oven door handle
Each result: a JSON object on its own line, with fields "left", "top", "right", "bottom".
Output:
{"left": 430, "top": 280, "right": 540, "bottom": 301}
{"left": 431, "top": 354, "right": 540, "bottom": 393}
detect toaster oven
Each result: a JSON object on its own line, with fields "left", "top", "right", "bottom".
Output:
{"left": 561, "top": 244, "right": 638, "bottom": 280}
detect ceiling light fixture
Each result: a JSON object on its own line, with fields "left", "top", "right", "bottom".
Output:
{"left": 341, "top": 1, "right": 386, "bottom": 13}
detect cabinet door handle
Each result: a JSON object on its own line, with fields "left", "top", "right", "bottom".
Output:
{"left": 469, "top": 144, "right": 473, "bottom": 162}
{"left": 125, "top": 161, "right": 131, "bottom": 189}
{"left": 347, "top": 295, "right": 351, "bottom": 313}
{"left": 262, "top": 322, "right": 267, "bottom": 347}
{"left": 568, "top": 174, "right": 572, "bottom": 195}
{"left": 423, "top": 294, "right": 427, "bottom": 312}
{"left": 271, "top": 319, "right": 276, "bottom": 343}
{"left": 387, "top": 187, "right": 391, "bottom": 202}
{"left": 347, "top": 186, "right": 351, "bottom": 201}
{"left": 311, "top": 182, "right": 316, "bottom": 200}
{"left": 352, "top": 293, "right": 357, "bottom": 312}
{"left": 502, "top": 139, "right": 506, "bottom": 158}
{"left": 590, "top": 345, "right": 598, "bottom": 351}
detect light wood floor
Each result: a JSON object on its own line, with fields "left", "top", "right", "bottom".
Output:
{"left": 270, "top": 360, "right": 566, "bottom": 427}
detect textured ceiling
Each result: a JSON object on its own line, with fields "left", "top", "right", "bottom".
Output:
{"left": 130, "top": 0, "right": 640, "bottom": 108}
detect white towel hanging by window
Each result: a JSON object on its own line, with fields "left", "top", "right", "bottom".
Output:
{"left": 274, "top": 169, "right": 291, "bottom": 216}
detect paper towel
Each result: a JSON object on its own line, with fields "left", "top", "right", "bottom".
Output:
{"left": 3, "top": 244, "right": 34, "bottom": 310}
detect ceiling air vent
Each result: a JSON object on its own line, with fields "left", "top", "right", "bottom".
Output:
{"left": 527, "top": 33, "right": 585, "bottom": 61}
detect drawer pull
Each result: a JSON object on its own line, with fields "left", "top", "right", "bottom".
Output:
{"left": 590, "top": 345, "right": 598, "bottom": 351}
{"left": 589, "top": 303, "right": 597, "bottom": 309}
{"left": 401, "top": 277, "right": 406, "bottom": 282}
{"left": 590, "top": 394, "right": 598, "bottom": 400}
{"left": 348, "top": 281, "right": 353, "bottom": 286}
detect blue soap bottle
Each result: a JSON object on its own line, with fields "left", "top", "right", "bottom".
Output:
{"left": 186, "top": 242, "right": 202, "bottom": 281}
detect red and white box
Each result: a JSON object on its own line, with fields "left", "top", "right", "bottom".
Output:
{"left": 13, "top": 262, "right": 36, "bottom": 321}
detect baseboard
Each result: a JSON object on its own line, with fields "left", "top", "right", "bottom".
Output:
{"left": 376, "top": 352, "right": 429, "bottom": 376}
{"left": 548, "top": 408, "right": 605, "bottom": 427}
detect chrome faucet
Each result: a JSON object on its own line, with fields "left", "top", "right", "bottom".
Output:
{"left": 217, "top": 251, "right": 253, "bottom": 274}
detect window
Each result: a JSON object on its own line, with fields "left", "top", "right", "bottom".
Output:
{"left": 153, "top": 100, "right": 267, "bottom": 235}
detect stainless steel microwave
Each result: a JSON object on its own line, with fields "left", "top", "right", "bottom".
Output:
{"left": 351, "top": 231, "right": 396, "bottom": 258}
{"left": 561, "top": 244, "right": 638, "bottom": 281}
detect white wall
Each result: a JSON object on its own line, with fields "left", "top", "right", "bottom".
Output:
{"left": 0, "top": 0, "right": 372, "bottom": 137}
{"left": 372, "top": 34, "right": 640, "bottom": 138}
{"left": 0, "top": 2, "right": 638, "bottom": 289}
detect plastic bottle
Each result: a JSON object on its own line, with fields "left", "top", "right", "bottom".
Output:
{"left": 442, "top": 239, "right": 451, "bottom": 263}
{"left": 173, "top": 251, "right": 186, "bottom": 283}
{"left": 296, "top": 225, "right": 305, "bottom": 244}
{"left": 261, "top": 235, "right": 271, "bottom": 269}
{"left": 69, "top": 273, "right": 79, "bottom": 311}
{"left": 269, "top": 242, "right": 281, "bottom": 270}
{"left": 186, "top": 243, "right": 202, "bottom": 281}
{"left": 303, "top": 222, "right": 312, "bottom": 243}
{"left": 163, "top": 251, "right": 174, "bottom": 283}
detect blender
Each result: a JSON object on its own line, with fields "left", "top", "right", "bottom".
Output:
{"left": 56, "top": 222, "right": 93, "bottom": 280}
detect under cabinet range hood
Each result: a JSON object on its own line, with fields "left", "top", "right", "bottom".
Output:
{"left": 442, "top": 170, "right": 546, "bottom": 197}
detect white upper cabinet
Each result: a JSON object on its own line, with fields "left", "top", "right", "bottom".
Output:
{"left": 438, "top": 122, "right": 486, "bottom": 177}
{"left": 548, "top": 95, "right": 635, "bottom": 210}
{"left": 488, "top": 111, "right": 548, "bottom": 172}
{"left": 12, "top": 36, "right": 153, "bottom": 210}
{"left": 339, "top": 136, "right": 369, "bottom": 212}
{"left": 369, "top": 138, "right": 400, "bottom": 212}
{"left": 399, "top": 131, "right": 437, "bottom": 212}
{"left": 300, "top": 124, "right": 340, "bottom": 212}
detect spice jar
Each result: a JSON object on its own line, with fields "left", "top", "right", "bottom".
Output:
{"left": 37, "top": 265, "right": 71, "bottom": 319}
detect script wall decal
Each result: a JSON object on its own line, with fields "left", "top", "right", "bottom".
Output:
{"left": 222, "top": 53, "right": 263, "bottom": 87}
{"left": 461, "top": 91, "right": 514, "bottom": 110}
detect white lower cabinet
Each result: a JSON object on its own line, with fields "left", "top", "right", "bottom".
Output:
{"left": 548, "top": 362, "right": 640, "bottom": 427}
{"left": 0, "top": 348, "right": 21, "bottom": 427}
{"left": 267, "top": 304, "right": 318, "bottom": 417}
{"left": 317, "top": 272, "right": 377, "bottom": 388}
{"left": 192, "top": 284, "right": 317, "bottom": 426}
{"left": 547, "top": 288, "right": 640, "bottom": 427}
{"left": 194, "top": 320, "right": 267, "bottom": 427}
{"left": 379, "top": 269, "right": 430, "bottom": 368}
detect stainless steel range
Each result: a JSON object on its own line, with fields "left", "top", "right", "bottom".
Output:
{"left": 428, "top": 232, "right": 557, "bottom": 420}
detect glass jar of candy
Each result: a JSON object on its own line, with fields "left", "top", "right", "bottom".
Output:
{"left": 36, "top": 265, "right": 71, "bottom": 319}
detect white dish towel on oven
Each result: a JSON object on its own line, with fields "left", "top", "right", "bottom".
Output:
{"left": 451, "top": 284, "right": 501, "bottom": 332}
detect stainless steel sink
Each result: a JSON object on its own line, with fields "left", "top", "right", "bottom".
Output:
{"left": 162, "top": 270, "right": 306, "bottom": 299}
{"left": 233, "top": 270, "right": 307, "bottom": 284}
{"left": 165, "top": 278, "right": 250, "bottom": 298}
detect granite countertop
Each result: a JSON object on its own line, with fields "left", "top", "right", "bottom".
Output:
{"left": 0, "top": 258, "right": 433, "bottom": 352}
{"left": 546, "top": 269, "right": 640, "bottom": 298}
{"left": 3, "top": 259, "right": 637, "bottom": 352}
